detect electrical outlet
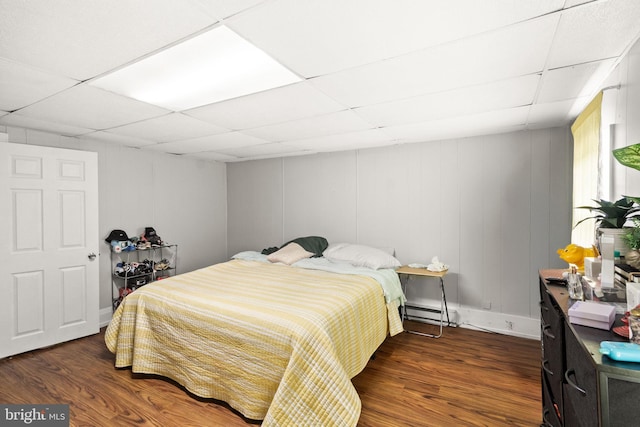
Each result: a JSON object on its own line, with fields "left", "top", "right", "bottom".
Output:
{"left": 505, "top": 320, "right": 513, "bottom": 330}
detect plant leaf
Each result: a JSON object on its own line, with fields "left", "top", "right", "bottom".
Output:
{"left": 574, "top": 215, "right": 606, "bottom": 229}
{"left": 613, "top": 143, "right": 640, "bottom": 171}
{"left": 574, "top": 196, "right": 640, "bottom": 228}
{"left": 625, "top": 195, "right": 640, "bottom": 205}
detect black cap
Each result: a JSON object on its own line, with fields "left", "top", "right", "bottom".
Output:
{"left": 105, "top": 229, "right": 128, "bottom": 243}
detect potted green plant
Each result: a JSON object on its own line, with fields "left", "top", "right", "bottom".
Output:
{"left": 576, "top": 196, "right": 640, "bottom": 256}
{"left": 575, "top": 197, "right": 640, "bottom": 229}
{"left": 624, "top": 218, "right": 640, "bottom": 268}
{"left": 612, "top": 143, "right": 640, "bottom": 260}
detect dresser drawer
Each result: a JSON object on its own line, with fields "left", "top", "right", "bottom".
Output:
{"left": 542, "top": 371, "right": 562, "bottom": 427}
{"left": 563, "top": 322, "right": 598, "bottom": 427}
{"left": 540, "top": 283, "right": 564, "bottom": 408}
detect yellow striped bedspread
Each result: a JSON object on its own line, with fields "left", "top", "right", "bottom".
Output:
{"left": 105, "top": 258, "right": 404, "bottom": 426}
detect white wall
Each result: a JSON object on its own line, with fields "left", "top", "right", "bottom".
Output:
{"left": 0, "top": 122, "right": 574, "bottom": 338}
{"left": 1, "top": 127, "right": 228, "bottom": 324}
{"left": 227, "top": 127, "right": 573, "bottom": 338}
{"left": 604, "top": 37, "right": 640, "bottom": 198}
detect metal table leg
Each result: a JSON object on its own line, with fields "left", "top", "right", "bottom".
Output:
{"left": 401, "top": 275, "right": 449, "bottom": 338}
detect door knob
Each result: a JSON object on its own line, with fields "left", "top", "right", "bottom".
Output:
{"left": 88, "top": 253, "right": 97, "bottom": 261}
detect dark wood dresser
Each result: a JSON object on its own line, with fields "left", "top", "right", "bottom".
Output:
{"left": 539, "top": 269, "right": 640, "bottom": 426}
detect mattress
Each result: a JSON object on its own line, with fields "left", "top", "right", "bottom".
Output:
{"left": 105, "top": 255, "right": 404, "bottom": 426}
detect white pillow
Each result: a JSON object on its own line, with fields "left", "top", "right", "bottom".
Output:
{"left": 231, "top": 251, "right": 269, "bottom": 263}
{"left": 323, "top": 243, "right": 401, "bottom": 270}
{"left": 267, "top": 242, "right": 314, "bottom": 265}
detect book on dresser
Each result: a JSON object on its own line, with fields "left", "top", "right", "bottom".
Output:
{"left": 615, "top": 263, "right": 640, "bottom": 283}
{"left": 613, "top": 263, "right": 640, "bottom": 312}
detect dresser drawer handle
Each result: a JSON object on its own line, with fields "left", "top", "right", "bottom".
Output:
{"left": 565, "top": 369, "right": 587, "bottom": 396}
{"left": 539, "top": 300, "right": 549, "bottom": 312}
{"left": 542, "top": 359, "right": 554, "bottom": 376}
{"left": 542, "top": 409, "right": 554, "bottom": 426}
{"left": 542, "top": 323, "right": 555, "bottom": 340}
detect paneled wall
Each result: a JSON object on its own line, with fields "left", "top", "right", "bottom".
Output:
{"left": 227, "top": 127, "right": 572, "bottom": 337}
{"left": 1, "top": 124, "right": 573, "bottom": 336}
{"left": 1, "top": 128, "right": 228, "bottom": 323}
{"left": 605, "top": 37, "right": 640, "bottom": 198}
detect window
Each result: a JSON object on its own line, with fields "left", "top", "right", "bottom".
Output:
{"left": 571, "top": 92, "right": 603, "bottom": 247}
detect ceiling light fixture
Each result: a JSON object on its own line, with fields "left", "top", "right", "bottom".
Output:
{"left": 89, "top": 26, "right": 302, "bottom": 111}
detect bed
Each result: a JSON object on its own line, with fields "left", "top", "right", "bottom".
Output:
{"left": 105, "top": 247, "right": 405, "bottom": 426}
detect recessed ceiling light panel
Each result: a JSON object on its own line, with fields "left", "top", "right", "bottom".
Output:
{"left": 89, "top": 26, "right": 301, "bottom": 110}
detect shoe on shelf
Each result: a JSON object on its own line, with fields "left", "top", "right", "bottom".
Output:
{"left": 155, "top": 259, "right": 170, "bottom": 271}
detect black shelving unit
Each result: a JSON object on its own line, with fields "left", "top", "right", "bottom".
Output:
{"left": 110, "top": 244, "right": 178, "bottom": 310}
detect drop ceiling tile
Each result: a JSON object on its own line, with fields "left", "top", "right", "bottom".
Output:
{"left": 310, "top": 14, "right": 559, "bottom": 108}
{"left": 229, "top": 0, "right": 564, "bottom": 77}
{"left": 0, "top": 58, "right": 78, "bottom": 111}
{"left": 528, "top": 99, "right": 578, "bottom": 126}
{"left": 189, "top": 0, "right": 267, "bottom": 20}
{"left": 285, "top": 128, "right": 395, "bottom": 152}
{"left": 538, "top": 59, "right": 616, "bottom": 103}
{"left": 242, "top": 110, "right": 374, "bottom": 142}
{"left": 1, "top": 1, "right": 638, "bottom": 162}
{"left": 146, "top": 131, "right": 268, "bottom": 154}
{"left": 547, "top": 1, "right": 640, "bottom": 69}
{"left": 530, "top": 95, "right": 592, "bottom": 125}
{"left": 0, "top": 113, "right": 94, "bottom": 137}
{"left": 224, "top": 150, "right": 315, "bottom": 162}
{"left": 16, "top": 84, "right": 170, "bottom": 130}
{"left": 216, "top": 142, "right": 310, "bottom": 159}
{"left": 82, "top": 131, "right": 157, "bottom": 148}
{"left": 187, "top": 151, "right": 238, "bottom": 162}
{"left": 564, "top": 0, "right": 594, "bottom": 7}
{"left": 0, "top": 0, "right": 218, "bottom": 80}
{"left": 107, "top": 113, "right": 229, "bottom": 142}
{"left": 185, "top": 82, "right": 347, "bottom": 130}
{"left": 383, "top": 106, "right": 530, "bottom": 143}
{"left": 355, "top": 74, "right": 540, "bottom": 127}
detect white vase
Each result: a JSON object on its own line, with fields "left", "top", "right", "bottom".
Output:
{"left": 598, "top": 228, "right": 631, "bottom": 257}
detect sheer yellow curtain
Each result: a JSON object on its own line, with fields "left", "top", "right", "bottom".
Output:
{"left": 571, "top": 91, "right": 603, "bottom": 246}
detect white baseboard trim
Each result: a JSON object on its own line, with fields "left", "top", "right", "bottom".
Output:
{"left": 405, "top": 298, "right": 540, "bottom": 340}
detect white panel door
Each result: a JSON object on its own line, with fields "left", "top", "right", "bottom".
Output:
{"left": 0, "top": 143, "right": 99, "bottom": 358}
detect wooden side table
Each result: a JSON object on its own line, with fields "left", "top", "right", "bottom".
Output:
{"left": 396, "top": 265, "right": 450, "bottom": 338}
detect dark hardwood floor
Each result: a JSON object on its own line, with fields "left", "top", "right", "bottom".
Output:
{"left": 0, "top": 321, "right": 541, "bottom": 426}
